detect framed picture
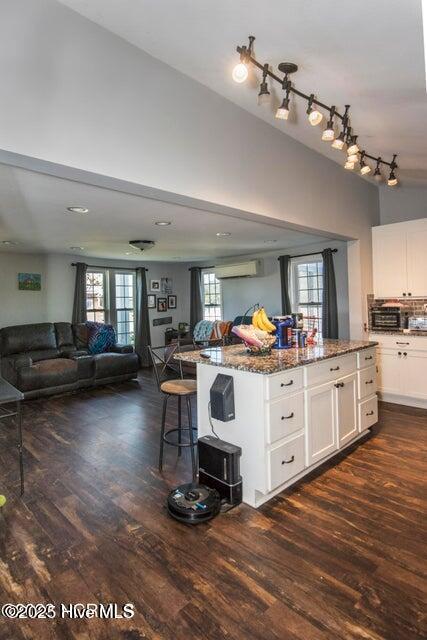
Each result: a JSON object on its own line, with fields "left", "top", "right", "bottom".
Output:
{"left": 150, "top": 279, "right": 161, "bottom": 292}
{"left": 161, "top": 277, "right": 173, "bottom": 294}
{"left": 157, "top": 297, "right": 167, "bottom": 312}
{"left": 18, "top": 273, "right": 41, "bottom": 291}
{"left": 167, "top": 295, "right": 177, "bottom": 309}
{"left": 148, "top": 294, "right": 156, "bottom": 309}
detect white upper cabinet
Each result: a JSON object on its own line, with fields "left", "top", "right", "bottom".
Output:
{"left": 372, "top": 218, "right": 427, "bottom": 299}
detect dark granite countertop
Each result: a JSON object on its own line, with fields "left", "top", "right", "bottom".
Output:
{"left": 175, "top": 339, "right": 378, "bottom": 375}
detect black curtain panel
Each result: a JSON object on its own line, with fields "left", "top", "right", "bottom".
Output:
{"left": 189, "top": 267, "right": 203, "bottom": 332}
{"left": 135, "top": 267, "right": 151, "bottom": 367}
{"left": 278, "top": 255, "right": 292, "bottom": 315}
{"left": 322, "top": 248, "right": 339, "bottom": 339}
{"left": 72, "top": 262, "right": 87, "bottom": 324}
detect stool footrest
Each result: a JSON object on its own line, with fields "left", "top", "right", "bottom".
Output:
{"left": 163, "top": 426, "right": 197, "bottom": 448}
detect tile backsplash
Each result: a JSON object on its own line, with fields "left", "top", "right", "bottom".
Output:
{"left": 367, "top": 294, "right": 427, "bottom": 330}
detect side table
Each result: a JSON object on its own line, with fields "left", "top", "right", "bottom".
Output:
{"left": 0, "top": 378, "right": 24, "bottom": 495}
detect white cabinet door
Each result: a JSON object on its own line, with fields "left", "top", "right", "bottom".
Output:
{"left": 401, "top": 352, "right": 427, "bottom": 400}
{"left": 372, "top": 227, "right": 407, "bottom": 298}
{"left": 376, "top": 349, "right": 402, "bottom": 395}
{"left": 336, "top": 373, "right": 358, "bottom": 447}
{"left": 406, "top": 229, "right": 427, "bottom": 297}
{"left": 306, "top": 381, "right": 336, "bottom": 465}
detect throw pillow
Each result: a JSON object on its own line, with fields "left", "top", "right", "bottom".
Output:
{"left": 86, "top": 322, "right": 116, "bottom": 354}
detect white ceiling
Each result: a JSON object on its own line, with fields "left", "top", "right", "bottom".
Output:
{"left": 0, "top": 164, "right": 329, "bottom": 261}
{"left": 58, "top": 0, "right": 427, "bottom": 186}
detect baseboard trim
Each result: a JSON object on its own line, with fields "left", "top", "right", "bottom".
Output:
{"left": 378, "top": 392, "right": 427, "bottom": 409}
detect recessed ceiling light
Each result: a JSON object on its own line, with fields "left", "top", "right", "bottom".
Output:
{"left": 70, "top": 246, "right": 84, "bottom": 251}
{"left": 155, "top": 221, "right": 172, "bottom": 226}
{"left": 2, "top": 240, "right": 18, "bottom": 246}
{"left": 125, "top": 251, "right": 140, "bottom": 255}
{"left": 264, "top": 239, "right": 278, "bottom": 244}
{"left": 66, "top": 206, "right": 89, "bottom": 214}
{"left": 216, "top": 232, "right": 231, "bottom": 237}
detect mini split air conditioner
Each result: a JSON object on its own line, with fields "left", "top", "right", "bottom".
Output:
{"left": 215, "top": 260, "right": 260, "bottom": 279}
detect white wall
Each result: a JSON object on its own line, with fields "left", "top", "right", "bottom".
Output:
{"left": 0, "top": 253, "right": 47, "bottom": 327}
{"left": 0, "top": 252, "right": 191, "bottom": 345}
{"left": 201, "top": 239, "right": 350, "bottom": 338}
{"left": 379, "top": 186, "right": 427, "bottom": 225}
{"left": 0, "top": 0, "right": 380, "bottom": 337}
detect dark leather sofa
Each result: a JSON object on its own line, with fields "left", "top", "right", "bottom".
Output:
{"left": 0, "top": 322, "right": 139, "bottom": 399}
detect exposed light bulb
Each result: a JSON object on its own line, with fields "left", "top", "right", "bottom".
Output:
{"left": 347, "top": 140, "right": 360, "bottom": 155}
{"left": 258, "top": 81, "right": 270, "bottom": 105}
{"left": 360, "top": 163, "right": 371, "bottom": 175}
{"left": 276, "top": 96, "right": 290, "bottom": 120}
{"left": 374, "top": 170, "right": 382, "bottom": 182}
{"left": 308, "top": 109, "right": 323, "bottom": 126}
{"left": 388, "top": 172, "right": 398, "bottom": 186}
{"left": 232, "top": 62, "right": 248, "bottom": 83}
{"left": 347, "top": 153, "right": 359, "bottom": 163}
{"left": 344, "top": 161, "right": 355, "bottom": 170}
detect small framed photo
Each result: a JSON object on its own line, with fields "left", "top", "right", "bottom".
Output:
{"left": 157, "top": 297, "right": 167, "bottom": 312}
{"left": 161, "top": 277, "right": 173, "bottom": 294}
{"left": 148, "top": 294, "right": 156, "bottom": 309}
{"left": 167, "top": 295, "right": 177, "bottom": 309}
{"left": 150, "top": 279, "right": 161, "bottom": 292}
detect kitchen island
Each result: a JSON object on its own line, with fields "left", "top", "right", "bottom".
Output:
{"left": 177, "top": 340, "right": 378, "bottom": 508}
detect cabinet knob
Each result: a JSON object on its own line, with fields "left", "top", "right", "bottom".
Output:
{"left": 403, "top": 352, "right": 407, "bottom": 357}
{"left": 403, "top": 292, "right": 406, "bottom": 296}
{"left": 281, "top": 456, "right": 295, "bottom": 465}
{"left": 398, "top": 352, "right": 402, "bottom": 356}
{"left": 281, "top": 412, "right": 294, "bottom": 420}
{"left": 334, "top": 382, "right": 344, "bottom": 388}
{"left": 365, "top": 380, "right": 373, "bottom": 384}
{"left": 408, "top": 292, "right": 412, "bottom": 296}
{"left": 365, "top": 355, "right": 373, "bottom": 360}
{"left": 281, "top": 380, "right": 293, "bottom": 387}
{"left": 330, "top": 366, "right": 340, "bottom": 371}
{"left": 366, "top": 410, "right": 374, "bottom": 416}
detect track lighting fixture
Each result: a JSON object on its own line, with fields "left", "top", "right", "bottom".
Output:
{"left": 234, "top": 36, "right": 399, "bottom": 184}
{"left": 360, "top": 152, "right": 371, "bottom": 175}
{"left": 276, "top": 79, "right": 291, "bottom": 120}
{"left": 258, "top": 64, "right": 270, "bottom": 105}
{"left": 387, "top": 155, "right": 398, "bottom": 186}
{"left": 232, "top": 35, "right": 254, "bottom": 83}
{"left": 347, "top": 135, "right": 360, "bottom": 156}
{"left": 321, "top": 106, "right": 335, "bottom": 141}
{"left": 307, "top": 94, "right": 323, "bottom": 126}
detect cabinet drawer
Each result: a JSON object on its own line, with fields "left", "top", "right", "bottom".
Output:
{"left": 370, "top": 333, "right": 427, "bottom": 352}
{"left": 359, "top": 395, "right": 378, "bottom": 431}
{"left": 357, "top": 347, "right": 376, "bottom": 369}
{"left": 267, "top": 392, "right": 304, "bottom": 444}
{"left": 268, "top": 434, "right": 305, "bottom": 491}
{"left": 304, "top": 354, "right": 356, "bottom": 388}
{"left": 266, "top": 368, "right": 303, "bottom": 400}
{"left": 358, "top": 365, "right": 377, "bottom": 399}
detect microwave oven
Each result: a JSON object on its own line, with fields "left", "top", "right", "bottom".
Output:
{"left": 371, "top": 306, "right": 408, "bottom": 331}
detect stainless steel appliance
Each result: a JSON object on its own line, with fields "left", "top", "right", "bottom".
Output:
{"left": 408, "top": 316, "right": 427, "bottom": 332}
{"left": 371, "top": 306, "right": 408, "bottom": 331}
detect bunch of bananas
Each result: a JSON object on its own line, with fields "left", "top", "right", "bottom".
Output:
{"left": 252, "top": 307, "right": 276, "bottom": 333}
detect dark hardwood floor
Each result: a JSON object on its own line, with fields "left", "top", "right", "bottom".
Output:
{"left": 0, "top": 370, "right": 426, "bottom": 640}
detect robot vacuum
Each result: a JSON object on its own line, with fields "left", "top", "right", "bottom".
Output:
{"left": 167, "top": 483, "right": 221, "bottom": 524}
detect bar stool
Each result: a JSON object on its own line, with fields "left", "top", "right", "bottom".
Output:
{"left": 148, "top": 344, "right": 197, "bottom": 478}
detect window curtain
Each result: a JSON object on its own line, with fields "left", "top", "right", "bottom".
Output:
{"left": 72, "top": 262, "right": 87, "bottom": 324}
{"left": 135, "top": 267, "right": 151, "bottom": 367}
{"left": 322, "top": 248, "right": 338, "bottom": 339}
{"left": 278, "top": 255, "right": 292, "bottom": 315}
{"left": 190, "top": 267, "right": 203, "bottom": 332}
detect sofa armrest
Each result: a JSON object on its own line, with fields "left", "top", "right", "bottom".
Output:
{"left": 112, "top": 344, "right": 134, "bottom": 354}
{"left": 12, "top": 355, "right": 33, "bottom": 370}
{"left": 63, "top": 349, "right": 89, "bottom": 358}
{"left": 1, "top": 355, "right": 33, "bottom": 387}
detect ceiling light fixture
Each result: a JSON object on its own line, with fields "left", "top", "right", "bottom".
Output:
{"left": 66, "top": 206, "right": 89, "bottom": 214}
{"left": 258, "top": 63, "right": 271, "bottom": 105}
{"left": 387, "top": 155, "right": 398, "bottom": 186}
{"left": 373, "top": 158, "right": 383, "bottom": 182}
{"left": 275, "top": 79, "right": 291, "bottom": 120}
{"left": 233, "top": 36, "right": 399, "bottom": 183}
{"left": 70, "top": 246, "right": 84, "bottom": 251}
{"left": 216, "top": 232, "right": 231, "bottom": 237}
{"left": 2, "top": 240, "right": 18, "bottom": 246}
{"left": 359, "top": 151, "right": 371, "bottom": 176}
{"left": 344, "top": 161, "right": 355, "bottom": 170}
{"left": 306, "top": 94, "right": 323, "bottom": 126}
{"left": 321, "top": 106, "right": 336, "bottom": 141}
{"left": 155, "top": 221, "right": 172, "bottom": 226}
{"left": 232, "top": 35, "right": 254, "bottom": 83}
{"left": 347, "top": 153, "right": 359, "bottom": 164}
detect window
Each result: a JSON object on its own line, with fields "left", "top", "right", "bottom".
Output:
{"left": 86, "top": 269, "right": 136, "bottom": 344}
{"left": 202, "top": 270, "right": 222, "bottom": 321}
{"left": 291, "top": 256, "right": 323, "bottom": 336}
